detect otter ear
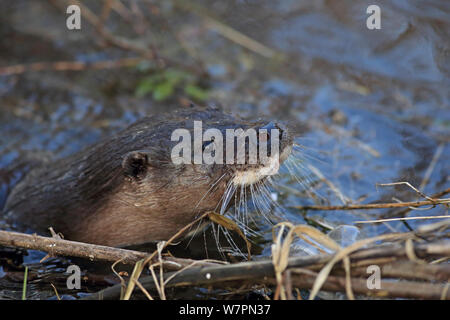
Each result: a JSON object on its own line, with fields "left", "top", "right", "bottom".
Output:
{"left": 122, "top": 151, "right": 150, "bottom": 179}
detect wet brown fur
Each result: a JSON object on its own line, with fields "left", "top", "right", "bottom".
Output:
{"left": 4, "top": 106, "right": 292, "bottom": 247}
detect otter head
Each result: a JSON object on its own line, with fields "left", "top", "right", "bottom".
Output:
{"left": 107, "top": 107, "right": 293, "bottom": 246}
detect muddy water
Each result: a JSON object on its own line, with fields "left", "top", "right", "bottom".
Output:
{"left": 0, "top": 0, "right": 449, "bottom": 299}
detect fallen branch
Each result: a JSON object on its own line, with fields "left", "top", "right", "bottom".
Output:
{"left": 284, "top": 272, "right": 450, "bottom": 300}
{"left": 0, "top": 58, "right": 144, "bottom": 76}
{"left": 0, "top": 230, "right": 218, "bottom": 270}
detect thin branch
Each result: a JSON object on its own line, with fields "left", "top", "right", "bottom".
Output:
{"left": 419, "top": 143, "right": 445, "bottom": 191}
{"left": 377, "top": 182, "right": 440, "bottom": 202}
{"left": 386, "top": 188, "right": 450, "bottom": 218}
{"left": 355, "top": 215, "right": 450, "bottom": 224}
{"left": 293, "top": 198, "right": 449, "bottom": 211}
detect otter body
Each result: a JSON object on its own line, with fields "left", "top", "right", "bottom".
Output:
{"left": 4, "top": 107, "right": 292, "bottom": 247}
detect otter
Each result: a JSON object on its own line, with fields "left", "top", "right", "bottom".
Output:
{"left": 3, "top": 106, "right": 293, "bottom": 247}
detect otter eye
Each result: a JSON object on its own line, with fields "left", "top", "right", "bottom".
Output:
{"left": 122, "top": 151, "right": 150, "bottom": 179}
{"left": 259, "top": 131, "right": 270, "bottom": 143}
{"left": 202, "top": 138, "right": 214, "bottom": 151}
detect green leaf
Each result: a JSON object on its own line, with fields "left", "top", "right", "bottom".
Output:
{"left": 22, "top": 266, "right": 28, "bottom": 300}
{"left": 135, "top": 77, "right": 157, "bottom": 97}
{"left": 184, "top": 84, "right": 208, "bottom": 101}
{"left": 153, "top": 82, "right": 174, "bottom": 101}
{"left": 164, "top": 69, "right": 187, "bottom": 85}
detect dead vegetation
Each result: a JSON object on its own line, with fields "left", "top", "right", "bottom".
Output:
{"left": 1, "top": 186, "right": 448, "bottom": 300}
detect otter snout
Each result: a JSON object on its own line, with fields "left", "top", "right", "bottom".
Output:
{"left": 258, "top": 120, "right": 292, "bottom": 162}
{"left": 231, "top": 120, "right": 293, "bottom": 186}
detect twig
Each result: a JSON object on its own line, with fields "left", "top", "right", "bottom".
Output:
{"left": 110, "top": 0, "right": 133, "bottom": 22}
{"left": 386, "top": 188, "right": 450, "bottom": 218}
{"left": 377, "top": 182, "right": 440, "bottom": 202}
{"left": 134, "top": 279, "right": 154, "bottom": 300}
{"left": 50, "top": 283, "right": 61, "bottom": 300}
{"left": 306, "top": 163, "right": 351, "bottom": 205}
{"left": 111, "top": 259, "right": 126, "bottom": 300}
{"left": 355, "top": 215, "right": 450, "bottom": 224}
{"left": 99, "top": 0, "right": 113, "bottom": 32}
{"left": 0, "top": 58, "right": 144, "bottom": 76}
{"left": 293, "top": 198, "right": 449, "bottom": 211}
{"left": 419, "top": 143, "right": 445, "bottom": 191}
